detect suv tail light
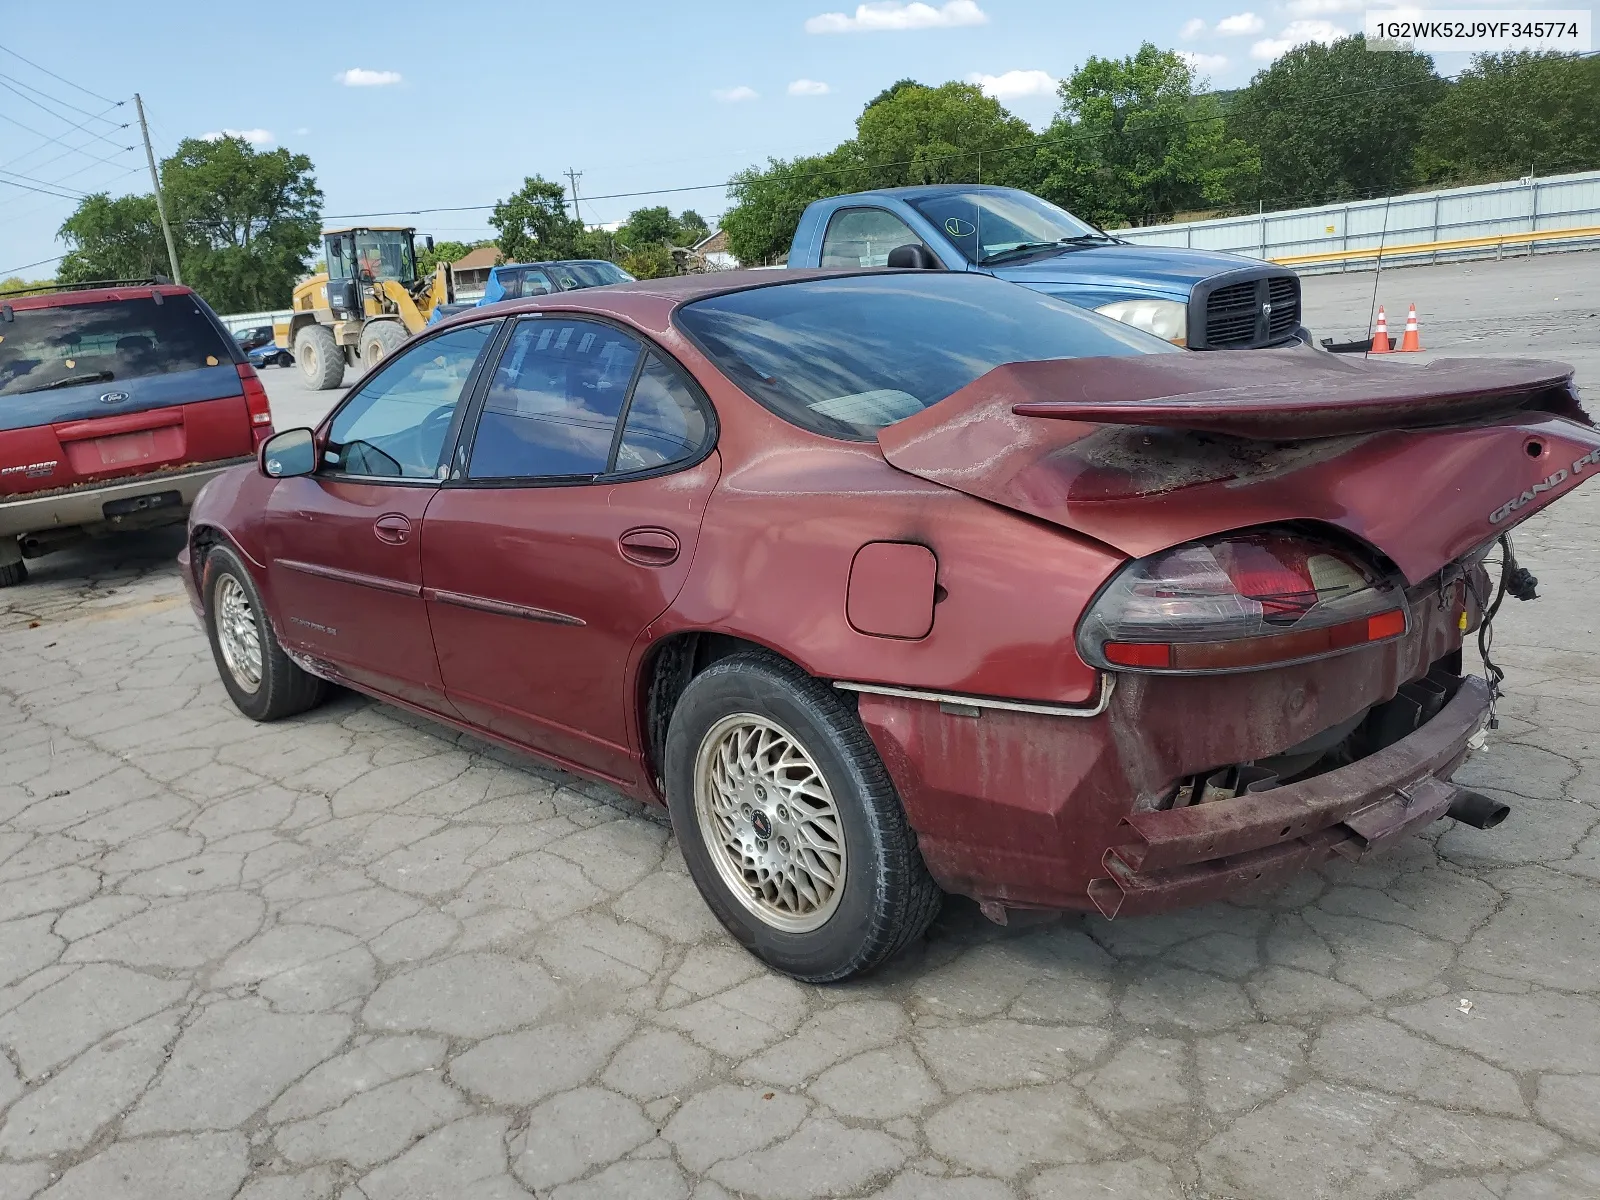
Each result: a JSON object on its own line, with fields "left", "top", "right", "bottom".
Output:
{"left": 238, "top": 363, "right": 274, "bottom": 446}
{"left": 1077, "top": 529, "right": 1407, "bottom": 673}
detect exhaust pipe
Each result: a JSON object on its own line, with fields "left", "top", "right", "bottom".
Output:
{"left": 1447, "top": 790, "right": 1511, "bottom": 830}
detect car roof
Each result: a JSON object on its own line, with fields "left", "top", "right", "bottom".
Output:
{"left": 431, "top": 267, "right": 968, "bottom": 334}
{"left": 821, "top": 183, "right": 1023, "bottom": 204}
{"left": 0, "top": 283, "right": 195, "bottom": 312}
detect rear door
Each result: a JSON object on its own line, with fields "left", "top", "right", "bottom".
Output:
{"left": 0, "top": 290, "right": 253, "bottom": 500}
{"left": 420, "top": 316, "right": 720, "bottom": 781}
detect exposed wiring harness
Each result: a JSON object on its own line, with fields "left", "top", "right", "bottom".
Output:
{"left": 1467, "top": 533, "right": 1539, "bottom": 729}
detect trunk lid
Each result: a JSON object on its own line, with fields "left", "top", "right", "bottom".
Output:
{"left": 877, "top": 352, "right": 1597, "bottom": 583}
{"left": 1, "top": 290, "right": 252, "bottom": 499}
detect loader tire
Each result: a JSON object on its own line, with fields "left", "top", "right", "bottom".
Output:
{"left": 295, "top": 324, "right": 345, "bottom": 390}
{"left": 361, "top": 321, "right": 408, "bottom": 370}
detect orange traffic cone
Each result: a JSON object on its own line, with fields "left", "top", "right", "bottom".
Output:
{"left": 1370, "top": 306, "right": 1391, "bottom": 353}
{"left": 1398, "top": 303, "right": 1423, "bottom": 352}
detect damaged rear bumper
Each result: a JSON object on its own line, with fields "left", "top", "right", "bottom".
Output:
{"left": 1087, "top": 674, "right": 1490, "bottom": 918}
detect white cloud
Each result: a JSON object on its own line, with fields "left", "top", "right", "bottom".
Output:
{"left": 201, "top": 128, "right": 274, "bottom": 145}
{"left": 967, "top": 69, "right": 1058, "bottom": 100}
{"left": 806, "top": 1, "right": 987, "bottom": 34}
{"left": 788, "top": 78, "right": 831, "bottom": 95}
{"left": 1177, "top": 51, "right": 1230, "bottom": 75}
{"left": 1180, "top": 17, "right": 1207, "bottom": 39}
{"left": 335, "top": 68, "right": 402, "bottom": 87}
{"left": 713, "top": 85, "right": 759, "bottom": 102}
{"left": 1215, "top": 11, "right": 1264, "bottom": 35}
{"left": 1251, "top": 18, "right": 1348, "bottom": 59}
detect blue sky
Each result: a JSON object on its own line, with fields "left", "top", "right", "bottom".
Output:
{"left": 0, "top": 0, "right": 1499, "bottom": 279}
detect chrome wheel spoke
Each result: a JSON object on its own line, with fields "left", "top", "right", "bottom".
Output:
{"left": 692, "top": 712, "right": 848, "bottom": 934}
{"left": 214, "top": 575, "right": 263, "bottom": 693}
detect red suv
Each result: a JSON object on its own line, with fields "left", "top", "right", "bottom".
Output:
{"left": 0, "top": 280, "right": 273, "bottom": 586}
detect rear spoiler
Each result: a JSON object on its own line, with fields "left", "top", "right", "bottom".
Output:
{"left": 1003, "top": 353, "right": 1581, "bottom": 440}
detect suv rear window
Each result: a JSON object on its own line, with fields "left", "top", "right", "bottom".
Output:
{"left": 674, "top": 272, "right": 1173, "bottom": 440}
{"left": 0, "top": 294, "right": 234, "bottom": 398}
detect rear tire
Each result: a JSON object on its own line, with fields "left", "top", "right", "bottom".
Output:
{"left": 295, "top": 324, "right": 344, "bottom": 390}
{"left": 664, "top": 651, "right": 942, "bottom": 982}
{"left": 361, "top": 321, "right": 407, "bottom": 369}
{"left": 202, "top": 544, "right": 327, "bottom": 721}
{"left": 0, "top": 546, "right": 26, "bottom": 588}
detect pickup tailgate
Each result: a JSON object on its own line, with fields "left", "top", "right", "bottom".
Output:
{"left": 877, "top": 352, "right": 1599, "bottom": 583}
{"left": 1, "top": 291, "right": 255, "bottom": 500}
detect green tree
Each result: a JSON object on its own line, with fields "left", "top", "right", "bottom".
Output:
{"left": 722, "top": 144, "right": 864, "bottom": 265}
{"left": 619, "top": 206, "right": 681, "bottom": 247}
{"left": 57, "top": 193, "right": 171, "bottom": 284}
{"left": 620, "top": 243, "right": 676, "bottom": 280}
{"left": 1227, "top": 34, "right": 1443, "bottom": 207}
{"left": 678, "top": 209, "right": 710, "bottom": 244}
{"left": 0, "top": 274, "right": 56, "bottom": 294}
{"left": 1046, "top": 43, "right": 1256, "bottom": 226}
{"left": 856, "top": 81, "right": 1036, "bottom": 188}
{"left": 491, "top": 175, "right": 588, "bottom": 262}
{"left": 1416, "top": 52, "right": 1600, "bottom": 184}
{"left": 59, "top": 135, "right": 323, "bottom": 310}
{"left": 865, "top": 78, "right": 922, "bottom": 111}
{"left": 418, "top": 238, "right": 495, "bottom": 276}
{"left": 161, "top": 135, "right": 323, "bottom": 311}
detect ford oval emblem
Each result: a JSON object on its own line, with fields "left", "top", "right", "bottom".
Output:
{"left": 100, "top": 390, "right": 130, "bottom": 404}
{"left": 944, "top": 218, "right": 976, "bottom": 237}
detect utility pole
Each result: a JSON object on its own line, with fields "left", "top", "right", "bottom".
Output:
{"left": 135, "top": 93, "right": 182, "bottom": 285}
{"left": 564, "top": 168, "right": 584, "bottom": 225}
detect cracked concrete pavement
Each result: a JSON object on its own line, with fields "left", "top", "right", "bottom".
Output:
{"left": 0, "top": 254, "right": 1597, "bottom": 1198}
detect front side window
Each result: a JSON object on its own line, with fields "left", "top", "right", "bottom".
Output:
{"left": 352, "top": 230, "right": 417, "bottom": 282}
{"left": 820, "top": 209, "right": 926, "bottom": 269}
{"left": 323, "top": 322, "right": 495, "bottom": 479}
{"left": 500, "top": 268, "right": 555, "bottom": 300}
{"left": 613, "top": 354, "right": 709, "bottom": 474}
{"left": 676, "top": 273, "right": 1173, "bottom": 440}
{"left": 467, "top": 318, "right": 642, "bottom": 480}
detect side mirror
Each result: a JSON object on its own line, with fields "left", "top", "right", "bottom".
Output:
{"left": 887, "top": 243, "right": 940, "bottom": 270}
{"left": 261, "top": 427, "right": 318, "bottom": 479}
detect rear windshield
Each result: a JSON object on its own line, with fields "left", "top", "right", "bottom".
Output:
{"left": 548, "top": 261, "right": 634, "bottom": 289}
{"left": 0, "top": 294, "right": 234, "bottom": 397}
{"left": 674, "top": 272, "right": 1173, "bottom": 439}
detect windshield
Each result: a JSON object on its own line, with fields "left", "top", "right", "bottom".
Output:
{"left": 547, "top": 261, "right": 635, "bottom": 289}
{"left": 675, "top": 273, "right": 1172, "bottom": 441}
{"left": 352, "top": 230, "right": 417, "bottom": 282}
{"left": 907, "top": 190, "right": 1109, "bottom": 264}
{"left": 0, "top": 294, "right": 234, "bottom": 397}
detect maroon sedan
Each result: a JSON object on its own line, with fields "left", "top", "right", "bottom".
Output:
{"left": 181, "top": 269, "right": 1599, "bottom": 981}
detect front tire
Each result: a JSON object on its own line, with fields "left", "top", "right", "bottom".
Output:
{"left": 0, "top": 550, "right": 26, "bottom": 588}
{"left": 360, "top": 320, "right": 407, "bottom": 369}
{"left": 664, "top": 652, "right": 941, "bottom": 982}
{"left": 295, "top": 324, "right": 344, "bottom": 390}
{"left": 202, "top": 544, "right": 327, "bottom": 721}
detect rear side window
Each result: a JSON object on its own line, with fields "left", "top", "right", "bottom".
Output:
{"left": 0, "top": 294, "right": 234, "bottom": 397}
{"left": 468, "top": 318, "right": 643, "bottom": 479}
{"left": 613, "top": 354, "right": 708, "bottom": 473}
{"left": 675, "top": 273, "right": 1174, "bottom": 440}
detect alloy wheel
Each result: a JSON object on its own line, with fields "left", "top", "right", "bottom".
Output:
{"left": 214, "top": 574, "right": 263, "bottom": 693}
{"left": 692, "top": 713, "right": 847, "bottom": 933}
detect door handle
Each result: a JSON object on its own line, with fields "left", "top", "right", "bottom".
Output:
{"left": 619, "top": 527, "right": 680, "bottom": 566}
{"left": 374, "top": 513, "right": 411, "bottom": 544}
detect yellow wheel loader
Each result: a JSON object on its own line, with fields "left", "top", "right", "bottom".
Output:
{"left": 277, "top": 227, "right": 455, "bottom": 389}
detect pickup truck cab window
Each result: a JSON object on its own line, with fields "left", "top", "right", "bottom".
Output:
{"left": 820, "top": 208, "right": 927, "bottom": 268}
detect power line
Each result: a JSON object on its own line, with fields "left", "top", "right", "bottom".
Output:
{"left": 0, "top": 172, "right": 86, "bottom": 201}
{"left": 0, "top": 70, "right": 124, "bottom": 125}
{"left": 0, "top": 109, "right": 135, "bottom": 170}
{"left": 0, "top": 42, "right": 118, "bottom": 105}
{"left": 0, "top": 252, "right": 66, "bottom": 276}
{"left": 0, "top": 166, "right": 87, "bottom": 196}
{"left": 0, "top": 78, "right": 133, "bottom": 154}
{"left": 0, "top": 100, "right": 127, "bottom": 171}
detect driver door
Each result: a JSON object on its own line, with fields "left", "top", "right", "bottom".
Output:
{"left": 264, "top": 320, "right": 498, "bottom": 712}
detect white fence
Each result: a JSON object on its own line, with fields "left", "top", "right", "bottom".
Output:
{"left": 1117, "top": 170, "right": 1600, "bottom": 272}
{"left": 217, "top": 309, "right": 292, "bottom": 334}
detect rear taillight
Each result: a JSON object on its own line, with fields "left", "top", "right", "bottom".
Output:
{"left": 1078, "top": 529, "right": 1407, "bottom": 674}
{"left": 237, "top": 363, "right": 274, "bottom": 446}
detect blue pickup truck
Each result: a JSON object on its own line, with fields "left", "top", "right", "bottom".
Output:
{"left": 787, "top": 185, "right": 1310, "bottom": 351}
